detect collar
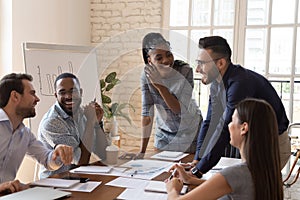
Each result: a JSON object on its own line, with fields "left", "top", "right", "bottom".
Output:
{"left": 0, "top": 108, "right": 10, "bottom": 122}
{"left": 0, "top": 108, "right": 25, "bottom": 130}
{"left": 222, "top": 63, "right": 234, "bottom": 84}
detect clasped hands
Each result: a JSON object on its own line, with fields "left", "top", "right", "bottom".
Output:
{"left": 165, "top": 162, "right": 202, "bottom": 194}
{"left": 83, "top": 100, "right": 103, "bottom": 125}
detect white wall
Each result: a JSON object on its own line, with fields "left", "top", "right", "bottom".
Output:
{"left": 1, "top": 0, "right": 164, "bottom": 183}
{"left": 0, "top": 0, "right": 91, "bottom": 183}
{"left": 0, "top": 0, "right": 91, "bottom": 77}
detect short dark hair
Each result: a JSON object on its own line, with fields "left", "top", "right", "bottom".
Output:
{"left": 54, "top": 73, "right": 80, "bottom": 90}
{"left": 0, "top": 73, "right": 33, "bottom": 108}
{"left": 198, "top": 36, "right": 232, "bottom": 62}
{"left": 142, "top": 32, "right": 171, "bottom": 64}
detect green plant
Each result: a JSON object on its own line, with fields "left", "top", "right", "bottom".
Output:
{"left": 100, "top": 72, "right": 135, "bottom": 124}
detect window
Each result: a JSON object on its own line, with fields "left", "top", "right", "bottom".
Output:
{"left": 164, "top": 0, "right": 300, "bottom": 122}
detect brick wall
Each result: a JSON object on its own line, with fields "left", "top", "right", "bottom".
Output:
{"left": 90, "top": 0, "right": 163, "bottom": 151}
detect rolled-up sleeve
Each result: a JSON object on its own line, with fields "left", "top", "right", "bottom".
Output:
{"left": 141, "top": 72, "right": 154, "bottom": 117}
{"left": 38, "top": 117, "right": 81, "bottom": 164}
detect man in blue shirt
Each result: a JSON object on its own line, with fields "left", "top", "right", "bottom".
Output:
{"left": 190, "top": 36, "right": 290, "bottom": 178}
{"left": 0, "top": 73, "right": 73, "bottom": 193}
{"left": 38, "top": 73, "right": 108, "bottom": 178}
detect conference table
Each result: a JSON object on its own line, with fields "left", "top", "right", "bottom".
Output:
{"left": 50, "top": 153, "right": 195, "bottom": 200}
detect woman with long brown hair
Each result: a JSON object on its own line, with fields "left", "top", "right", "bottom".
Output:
{"left": 166, "top": 98, "right": 283, "bottom": 200}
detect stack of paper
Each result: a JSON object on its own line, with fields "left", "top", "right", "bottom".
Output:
{"left": 0, "top": 187, "right": 71, "bottom": 200}
{"left": 150, "top": 151, "right": 188, "bottom": 161}
{"left": 31, "top": 178, "right": 80, "bottom": 188}
{"left": 31, "top": 178, "right": 101, "bottom": 193}
{"left": 106, "top": 177, "right": 188, "bottom": 200}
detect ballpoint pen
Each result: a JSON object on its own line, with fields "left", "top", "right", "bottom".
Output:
{"left": 168, "top": 161, "right": 181, "bottom": 180}
{"left": 168, "top": 168, "right": 177, "bottom": 180}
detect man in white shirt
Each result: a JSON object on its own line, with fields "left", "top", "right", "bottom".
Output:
{"left": 0, "top": 73, "right": 73, "bottom": 194}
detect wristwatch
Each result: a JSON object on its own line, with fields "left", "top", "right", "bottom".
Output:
{"left": 191, "top": 167, "right": 203, "bottom": 178}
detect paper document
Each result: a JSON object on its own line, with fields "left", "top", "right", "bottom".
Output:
{"left": 117, "top": 188, "right": 167, "bottom": 200}
{"left": 144, "top": 180, "right": 188, "bottom": 194}
{"left": 31, "top": 178, "right": 79, "bottom": 188}
{"left": 70, "top": 166, "right": 112, "bottom": 174}
{"left": 154, "top": 151, "right": 183, "bottom": 158}
{"left": 0, "top": 187, "right": 71, "bottom": 200}
{"left": 120, "top": 159, "right": 173, "bottom": 180}
{"left": 59, "top": 181, "right": 101, "bottom": 192}
{"left": 106, "top": 177, "right": 149, "bottom": 189}
{"left": 212, "top": 157, "right": 242, "bottom": 170}
{"left": 202, "top": 157, "right": 242, "bottom": 180}
{"left": 151, "top": 151, "right": 188, "bottom": 161}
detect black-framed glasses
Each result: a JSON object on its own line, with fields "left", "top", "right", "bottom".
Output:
{"left": 195, "top": 57, "right": 224, "bottom": 66}
{"left": 57, "top": 89, "right": 80, "bottom": 97}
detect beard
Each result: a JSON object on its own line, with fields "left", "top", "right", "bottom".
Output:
{"left": 16, "top": 106, "right": 36, "bottom": 118}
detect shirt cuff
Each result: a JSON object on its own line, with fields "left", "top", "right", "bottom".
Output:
{"left": 47, "top": 151, "right": 63, "bottom": 170}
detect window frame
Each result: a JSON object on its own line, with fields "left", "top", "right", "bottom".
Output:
{"left": 163, "top": 0, "right": 300, "bottom": 122}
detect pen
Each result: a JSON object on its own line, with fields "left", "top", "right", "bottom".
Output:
{"left": 131, "top": 170, "right": 137, "bottom": 177}
{"left": 169, "top": 161, "right": 181, "bottom": 180}
{"left": 168, "top": 168, "right": 177, "bottom": 180}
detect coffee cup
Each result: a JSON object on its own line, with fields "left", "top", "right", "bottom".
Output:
{"left": 106, "top": 145, "right": 119, "bottom": 165}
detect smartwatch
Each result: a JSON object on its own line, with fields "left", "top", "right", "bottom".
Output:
{"left": 191, "top": 167, "right": 203, "bottom": 178}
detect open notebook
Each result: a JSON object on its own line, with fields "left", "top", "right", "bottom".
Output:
{"left": 0, "top": 187, "right": 71, "bottom": 200}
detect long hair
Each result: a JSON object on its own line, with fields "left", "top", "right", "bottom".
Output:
{"left": 236, "top": 98, "right": 283, "bottom": 200}
{"left": 0, "top": 73, "right": 33, "bottom": 108}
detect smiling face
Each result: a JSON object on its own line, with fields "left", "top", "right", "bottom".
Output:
{"left": 16, "top": 80, "right": 40, "bottom": 118}
{"left": 147, "top": 44, "right": 174, "bottom": 78}
{"left": 55, "top": 77, "right": 82, "bottom": 116}
{"left": 196, "top": 49, "right": 222, "bottom": 85}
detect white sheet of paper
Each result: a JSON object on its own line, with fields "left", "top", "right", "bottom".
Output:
{"left": 202, "top": 157, "right": 242, "bottom": 180}
{"left": 70, "top": 167, "right": 127, "bottom": 176}
{"left": 120, "top": 159, "right": 173, "bottom": 180}
{"left": 31, "top": 178, "right": 80, "bottom": 188}
{"left": 117, "top": 188, "right": 167, "bottom": 200}
{"left": 59, "top": 181, "right": 101, "bottom": 192}
{"left": 71, "top": 166, "right": 112, "bottom": 173}
{"left": 105, "top": 177, "right": 149, "bottom": 188}
{"left": 0, "top": 187, "right": 71, "bottom": 200}
{"left": 144, "top": 180, "right": 188, "bottom": 194}
{"left": 151, "top": 151, "right": 188, "bottom": 161}
{"left": 212, "top": 157, "right": 242, "bottom": 170}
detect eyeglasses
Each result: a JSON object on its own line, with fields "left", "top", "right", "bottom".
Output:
{"left": 195, "top": 57, "right": 224, "bottom": 66}
{"left": 57, "top": 89, "right": 80, "bottom": 97}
